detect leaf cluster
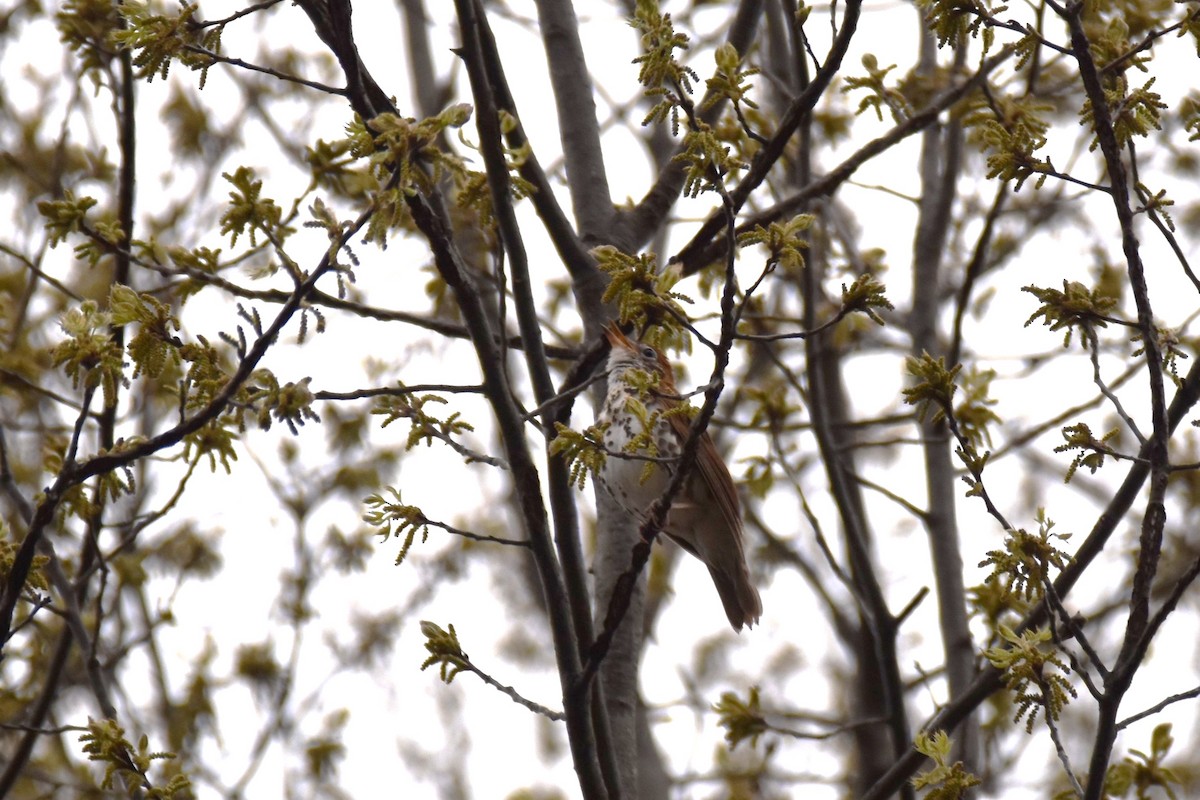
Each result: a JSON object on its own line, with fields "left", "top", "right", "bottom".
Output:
{"left": 1131, "top": 324, "right": 1188, "bottom": 387}
{"left": 1081, "top": 77, "right": 1167, "bottom": 151}
{"left": 114, "top": 2, "right": 222, "bottom": 88}
{"left": 622, "top": 395, "right": 693, "bottom": 485}
{"left": 911, "top": 729, "right": 982, "bottom": 799}
{"left": 456, "top": 110, "right": 537, "bottom": 226}
{"left": 1184, "top": 9, "right": 1200, "bottom": 58}
{"left": 304, "top": 197, "right": 360, "bottom": 287}
{"left": 1023, "top": 280, "right": 1119, "bottom": 347}
{"left": 1075, "top": 16, "right": 1163, "bottom": 148}
{"left": 362, "top": 487, "right": 430, "bottom": 565}
{"left": 1134, "top": 182, "right": 1175, "bottom": 230}
{"left": 56, "top": 0, "right": 122, "bottom": 85}
{"left": 219, "top": 166, "right": 289, "bottom": 249}
{"left": 79, "top": 717, "right": 191, "bottom": 798}
{"left": 234, "top": 641, "right": 283, "bottom": 699}
{"left": 1055, "top": 422, "right": 1120, "bottom": 482}
{"left": 674, "top": 124, "right": 748, "bottom": 198}
{"left": 1103, "top": 723, "right": 1183, "bottom": 800}
{"left": 984, "top": 626, "right": 1078, "bottom": 733}
{"left": 702, "top": 43, "right": 759, "bottom": 115}
{"left": 842, "top": 55, "right": 911, "bottom": 123}
{"left": 713, "top": 687, "right": 768, "bottom": 749}
{"left": 307, "top": 137, "right": 374, "bottom": 201}
{"left": 978, "top": 509, "right": 1073, "bottom": 604}
{"left": 346, "top": 104, "right": 473, "bottom": 243}
{"left": 741, "top": 381, "right": 804, "bottom": 431}
{"left": 630, "top": 0, "right": 697, "bottom": 131}
{"left": 372, "top": 389, "right": 474, "bottom": 450}
{"left": 548, "top": 422, "right": 609, "bottom": 490}
{"left": 0, "top": 522, "right": 50, "bottom": 596}
{"left": 969, "top": 579, "right": 1030, "bottom": 626}
{"left": 1086, "top": 16, "right": 1152, "bottom": 84}
{"left": 37, "top": 191, "right": 100, "bottom": 248}
{"left": 595, "top": 245, "right": 692, "bottom": 344}
{"left": 739, "top": 453, "right": 776, "bottom": 499}
{"left": 419, "top": 620, "right": 469, "bottom": 684}
{"left": 51, "top": 282, "right": 197, "bottom": 419}
{"left": 954, "top": 366, "right": 1002, "bottom": 450}
{"left": 180, "top": 420, "right": 240, "bottom": 474}
{"left": 737, "top": 214, "right": 815, "bottom": 273}
{"left": 239, "top": 373, "right": 320, "bottom": 435}
{"left": 1185, "top": 92, "right": 1200, "bottom": 141}
{"left": 903, "top": 352, "right": 961, "bottom": 424}
{"left": 110, "top": 284, "right": 182, "bottom": 380}
{"left": 965, "top": 95, "right": 1054, "bottom": 190}
{"left": 304, "top": 709, "right": 349, "bottom": 783}
{"left": 161, "top": 244, "right": 225, "bottom": 301}
{"left": 177, "top": 336, "right": 229, "bottom": 413}
{"left": 917, "top": 0, "right": 1004, "bottom": 50}
{"left": 840, "top": 273, "right": 895, "bottom": 326}
{"left": 52, "top": 299, "right": 125, "bottom": 409}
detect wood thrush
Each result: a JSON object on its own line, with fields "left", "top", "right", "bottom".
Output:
{"left": 598, "top": 323, "right": 762, "bottom": 631}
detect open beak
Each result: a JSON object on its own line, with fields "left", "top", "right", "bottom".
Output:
{"left": 604, "top": 322, "right": 636, "bottom": 351}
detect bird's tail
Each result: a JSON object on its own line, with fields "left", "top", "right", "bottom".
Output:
{"left": 708, "top": 561, "right": 762, "bottom": 632}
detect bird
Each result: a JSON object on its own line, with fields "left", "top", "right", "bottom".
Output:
{"left": 597, "top": 322, "right": 762, "bottom": 631}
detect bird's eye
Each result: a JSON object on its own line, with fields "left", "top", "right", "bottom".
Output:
{"left": 641, "top": 346, "right": 656, "bottom": 359}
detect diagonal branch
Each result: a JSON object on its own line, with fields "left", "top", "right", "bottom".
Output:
{"left": 623, "top": 0, "right": 768, "bottom": 248}
{"left": 861, "top": 355, "right": 1200, "bottom": 800}
{"left": 0, "top": 184, "right": 379, "bottom": 657}
{"left": 662, "top": 0, "right": 863, "bottom": 269}
{"left": 674, "top": 44, "right": 1015, "bottom": 275}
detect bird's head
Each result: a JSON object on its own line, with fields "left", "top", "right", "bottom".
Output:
{"left": 604, "top": 322, "right": 677, "bottom": 392}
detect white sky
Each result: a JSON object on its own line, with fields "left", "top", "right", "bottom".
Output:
{"left": 6, "top": 0, "right": 1200, "bottom": 797}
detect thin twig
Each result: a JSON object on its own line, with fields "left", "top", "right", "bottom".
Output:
{"left": 1116, "top": 685, "right": 1200, "bottom": 732}
{"left": 184, "top": 46, "right": 348, "bottom": 96}
{"left": 1129, "top": 143, "right": 1200, "bottom": 295}
{"left": 949, "top": 183, "right": 1007, "bottom": 367}
{"left": 0, "top": 168, "right": 386, "bottom": 656}
{"left": 1085, "top": 326, "right": 1145, "bottom": 445}
{"left": 1043, "top": 576, "right": 1109, "bottom": 685}
{"left": 195, "top": 0, "right": 284, "bottom": 28}
{"left": 423, "top": 517, "right": 529, "bottom": 548}
{"left": 0, "top": 429, "right": 34, "bottom": 524}
{"left": 770, "top": 714, "right": 892, "bottom": 741}
{"left": 674, "top": 44, "right": 1015, "bottom": 275}
{"left": 735, "top": 305, "right": 852, "bottom": 342}
{"left": 521, "top": 371, "right": 606, "bottom": 423}
{"left": 315, "top": 384, "right": 487, "bottom": 401}
{"left": 1038, "top": 674, "right": 1085, "bottom": 799}
{"left": 1130, "top": 555, "right": 1200, "bottom": 671}
{"left": 463, "top": 662, "right": 565, "bottom": 721}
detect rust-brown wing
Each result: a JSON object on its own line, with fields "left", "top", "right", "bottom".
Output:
{"left": 656, "top": 361, "right": 761, "bottom": 629}
{"left": 663, "top": 399, "right": 744, "bottom": 540}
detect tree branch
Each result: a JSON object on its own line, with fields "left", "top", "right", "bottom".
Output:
{"left": 455, "top": 3, "right": 622, "bottom": 790}
{"left": 862, "top": 355, "right": 1200, "bottom": 800}
{"left": 623, "top": 0, "right": 767, "bottom": 248}
{"left": 674, "top": 45, "right": 1014, "bottom": 275}
{"left": 666, "top": 0, "right": 864, "bottom": 271}
{"left": 0, "top": 184, "right": 378, "bottom": 656}
{"left": 532, "top": 0, "right": 616, "bottom": 241}
{"left": 1061, "top": 5, "right": 1170, "bottom": 794}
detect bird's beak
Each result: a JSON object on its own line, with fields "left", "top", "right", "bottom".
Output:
{"left": 604, "top": 322, "right": 635, "bottom": 351}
